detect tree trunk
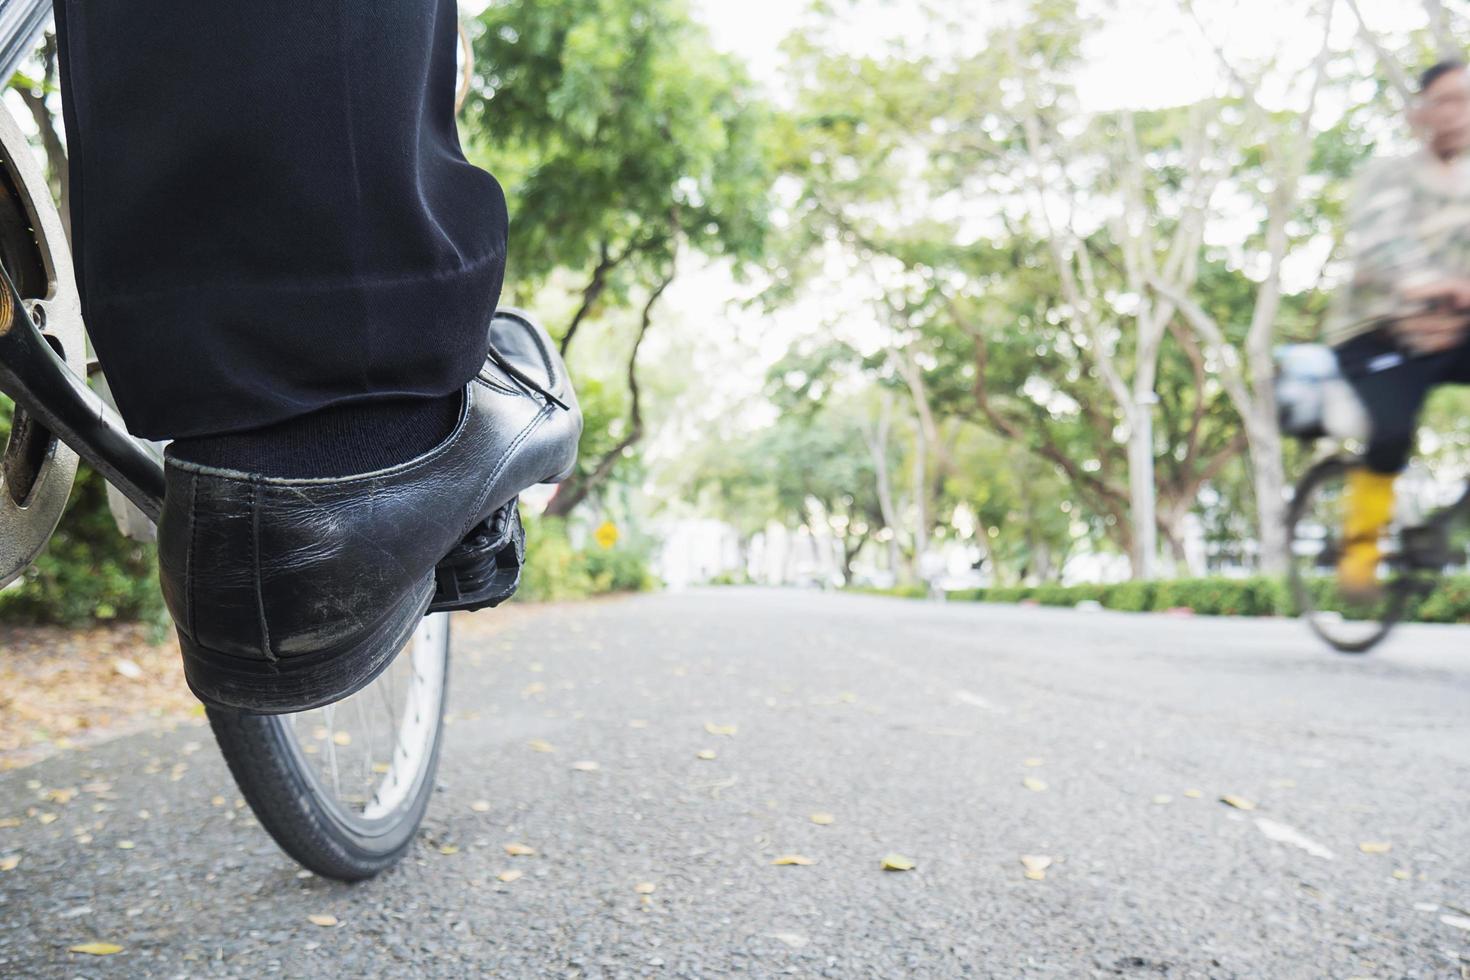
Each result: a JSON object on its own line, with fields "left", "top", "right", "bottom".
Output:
{"left": 863, "top": 395, "right": 904, "bottom": 581}
{"left": 911, "top": 413, "right": 928, "bottom": 579}
{"left": 1126, "top": 402, "right": 1157, "bottom": 580}
{"left": 1246, "top": 406, "right": 1288, "bottom": 574}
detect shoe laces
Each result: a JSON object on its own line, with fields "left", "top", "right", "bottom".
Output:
{"left": 486, "top": 344, "right": 571, "bottom": 412}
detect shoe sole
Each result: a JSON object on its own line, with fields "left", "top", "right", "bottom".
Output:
{"left": 179, "top": 577, "right": 434, "bottom": 716}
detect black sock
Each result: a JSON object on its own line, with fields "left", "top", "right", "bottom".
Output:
{"left": 169, "top": 393, "right": 462, "bottom": 478}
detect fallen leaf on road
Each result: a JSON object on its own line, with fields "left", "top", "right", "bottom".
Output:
{"left": 331, "top": 732, "right": 351, "bottom": 747}
{"left": 45, "top": 788, "right": 76, "bottom": 804}
{"left": 570, "top": 761, "right": 600, "bottom": 772}
{"left": 1021, "top": 855, "right": 1052, "bottom": 880}
{"left": 881, "top": 854, "right": 915, "bottom": 871}
{"left": 1152, "top": 795, "right": 1173, "bottom": 805}
{"left": 770, "top": 932, "right": 808, "bottom": 948}
{"left": 37, "top": 813, "right": 56, "bottom": 825}
{"left": 772, "top": 854, "right": 814, "bottom": 866}
{"left": 838, "top": 692, "right": 859, "bottom": 703}
{"left": 1183, "top": 789, "right": 1203, "bottom": 799}
{"left": 527, "top": 739, "right": 556, "bottom": 753}
{"left": 0, "top": 818, "right": 19, "bottom": 828}
{"left": 696, "top": 750, "right": 717, "bottom": 761}
{"left": 307, "top": 915, "right": 338, "bottom": 927}
{"left": 810, "top": 812, "right": 835, "bottom": 826}
{"left": 1220, "top": 795, "right": 1256, "bottom": 811}
{"left": 635, "top": 882, "right": 656, "bottom": 894}
{"left": 69, "top": 942, "right": 123, "bottom": 955}
{"left": 1392, "top": 869, "right": 1412, "bottom": 880}
{"left": 497, "top": 869, "right": 523, "bottom": 883}
{"left": 1254, "top": 818, "right": 1333, "bottom": 860}
{"left": 704, "top": 722, "right": 738, "bottom": 737}
{"left": 470, "top": 801, "right": 491, "bottom": 813}
{"left": 0, "top": 855, "right": 18, "bottom": 871}
{"left": 1023, "top": 778, "right": 1048, "bottom": 793}
{"left": 371, "top": 762, "right": 390, "bottom": 775}
{"left": 1023, "top": 758, "right": 1045, "bottom": 768}
{"left": 1358, "top": 841, "right": 1392, "bottom": 855}
{"left": 116, "top": 841, "right": 135, "bottom": 850}
{"left": 504, "top": 843, "right": 535, "bottom": 856}
{"left": 113, "top": 659, "right": 143, "bottom": 680}
{"left": 1441, "top": 914, "right": 1470, "bottom": 931}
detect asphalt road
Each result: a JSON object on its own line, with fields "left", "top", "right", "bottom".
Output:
{"left": 1, "top": 589, "right": 1468, "bottom": 978}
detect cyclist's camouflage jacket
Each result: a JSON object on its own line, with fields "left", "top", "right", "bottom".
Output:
{"left": 1327, "top": 149, "right": 1470, "bottom": 346}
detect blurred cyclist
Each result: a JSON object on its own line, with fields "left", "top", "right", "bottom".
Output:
{"left": 1329, "top": 58, "right": 1470, "bottom": 596}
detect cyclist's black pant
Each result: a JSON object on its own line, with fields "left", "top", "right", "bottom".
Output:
{"left": 1335, "top": 330, "right": 1470, "bottom": 475}
{"left": 52, "top": 0, "right": 506, "bottom": 440}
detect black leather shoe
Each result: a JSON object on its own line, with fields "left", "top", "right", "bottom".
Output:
{"left": 157, "top": 310, "right": 581, "bottom": 714}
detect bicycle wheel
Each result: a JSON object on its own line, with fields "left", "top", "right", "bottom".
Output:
{"left": 1286, "top": 456, "right": 1412, "bottom": 654}
{"left": 207, "top": 612, "right": 450, "bottom": 881}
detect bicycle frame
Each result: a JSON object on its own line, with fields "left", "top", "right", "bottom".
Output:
{"left": 0, "top": 265, "right": 165, "bottom": 522}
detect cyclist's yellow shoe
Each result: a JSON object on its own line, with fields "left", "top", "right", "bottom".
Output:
{"left": 1338, "top": 469, "right": 1396, "bottom": 599}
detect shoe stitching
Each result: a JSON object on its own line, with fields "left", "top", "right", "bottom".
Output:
{"left": 185, "top": 472, "right": 198, "bottom": 639}
{"left": 249, "top": 478, "right": 277, "bottom": 666}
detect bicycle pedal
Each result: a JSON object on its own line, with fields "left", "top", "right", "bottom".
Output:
{"left": 429, "top": 500, "right": 525, "bottom": 613}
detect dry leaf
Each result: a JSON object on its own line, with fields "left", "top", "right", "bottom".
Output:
{"left": 527, "top": 738, "right": 556, "bottom": 753}
{"left": 37, "top": 813, "right": 56, "bottom": 825}
{"left": 881, "top": 853, "right": 916, "bottom": 871}
{"left": 1151, "top": 795, "right": 1173, "bottom": 805}
{"left": 1358, "top": 841, "right": 1392, "bottom": 855}
{"left": 1220, "top": 795, "right": 1256, "bottom": 811}
{"left": 1023, "top": 777, "right": 1048, "bottom": 793}
{"left": 210, "top": 796, "right": 226, "bottom": 807}
{"left": 0, "top": 855, "right": 19, "bottom": 871}
{"left": 704, "top": 722, "right": 738, "bottom": 737}
{"left": 1441, "top": 914, "right": 1470, "bottom": 931}
{"left": 634, "top": 881, "right": 656, "bottom": 895}
{"left": 1183, "top": 789, "right": 1203, "bottom": 799}
{"left": 696, "top": 750, "right": 717, "bottom": 761}
{"left": 1023, "top": 758, "right": 1045, "bottom": 768}
{"left": 497, "top": 869, "right": 523, "bottom": 883}
{"left": 45, "top": 788, "right": 76, "bottom": 804}
{"left": 331, "top": 731, "right": 351, "bottom": 747}
{"left": 570, "top": 760, "right": 600, "bottom": 772}
{"left": 69, "top": 942, "right": 123, "bottom": 955}
{"left": 504, "top": 843, "right": 535, "bottom": 857}
{"left": 810, "top": 812, "right": 835, "bottom": 826}
{"left": 772, "top": 854, "right": 814, "bottom": 866}
{"left": 371, "top": 762, "right": 391, "bottom": 775}
{"left": 116, "top": 841, "right": 135, "bottom": 850}
{"left": 470, "top": 801, "right": 492, "bottom": 813}
{"left": 0, "top": 817, "right": 20, "bottom": 828}
{"left": 1392, "top": 869, "right": 1412, "bottom": 880}
{"left": 1021, "top": 854, "right": 1052, "bottom": 880}
{"left": 113, "top": 659, "right": 143, "bottom": 680}
{"left": 307, "top": 914, "right": 338, "bottom": 927}
{"left": 439, "top": 844, "right": 459, "bottom": 855}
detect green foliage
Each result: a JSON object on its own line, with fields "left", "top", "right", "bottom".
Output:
{"left": 0, "top": 462, "right": 164, "bottom": 627}
{"left": 871, "top": 574, "right": 1470, "bottom": 624}
{"left": 516, "top": 514, "right": 656, "bottom": 602}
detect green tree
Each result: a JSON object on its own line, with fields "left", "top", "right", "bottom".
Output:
{"left": 464, "top": 0, "right": 774, "bottom": 516}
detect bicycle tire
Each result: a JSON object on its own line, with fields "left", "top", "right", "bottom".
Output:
{"left": 1287, "top": 455, "right": 1409, "bottom": 655}
{"left": 206, "top": 615, "right": 450, "bottom": 881}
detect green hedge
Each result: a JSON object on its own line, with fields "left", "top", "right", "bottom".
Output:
{"left": 516, "top": 515, "right": 657, "bottom": 602}
{"left": 899, "top": 575, "right": 1470, "bottom": 624}
{"left": 0, "top": 463, "right": 166, "bottom": 627}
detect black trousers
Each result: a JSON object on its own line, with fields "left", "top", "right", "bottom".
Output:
{"left": 1335, "top": 330, "right": 1470, "bottom": 474}
{"left": 53, "top": 1, "right": 507, "bottom": 440}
